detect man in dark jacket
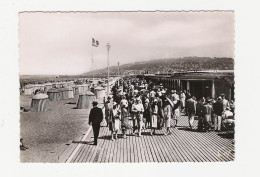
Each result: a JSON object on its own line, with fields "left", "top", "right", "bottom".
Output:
{"left": 213, "top": 97, "right": 223, "bottom": 131}
{"left": 196, "top": 98, "right": 205, "bottom": 132}
{"left": 89, "top": 101, "right": 103, "bottom": 145}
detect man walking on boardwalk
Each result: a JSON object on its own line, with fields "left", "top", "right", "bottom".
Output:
{"left": 89, "top": 101, "right": 103, "bottom": 145}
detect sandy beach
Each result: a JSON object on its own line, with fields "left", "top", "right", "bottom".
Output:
{"left": 20, "top": 94, "right": 102, "bottom": 162}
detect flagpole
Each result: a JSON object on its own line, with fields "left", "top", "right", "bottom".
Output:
{"left": 92, "top": 45, "right": 94, "bottom": 80}
{"left": 117, "top": 62, "right": 119, "bottom": 87}
{"left": 106, "top": 43, "right": 111, "bottom": 97}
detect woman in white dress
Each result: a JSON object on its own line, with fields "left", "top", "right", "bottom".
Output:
{"left": 173, "top": 100, "right": 181, "bottom": 127}
{"left": 150, "top": 99, "right": 159, "bottom": 136}
{"left": 109, "top": 102, "right": 121, "bottom": 140}
{"left": 180, "top": 91, "right": 186, "bottom": 113}
{"left": 163, "top": 99, "right": 172, "bottom": 135}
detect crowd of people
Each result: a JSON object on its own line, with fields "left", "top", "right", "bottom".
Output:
{"left": 89, "top": 77, "right": 235, "bottom": 145}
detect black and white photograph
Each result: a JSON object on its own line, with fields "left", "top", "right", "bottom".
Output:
{"left": 18, "top": 11, "right": 235, "bottom": 163}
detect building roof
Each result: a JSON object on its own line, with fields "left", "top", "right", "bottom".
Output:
{"left": 146, "top": 70, "right": 233, "bottom": 79}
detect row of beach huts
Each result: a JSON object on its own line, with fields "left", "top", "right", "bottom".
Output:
{"left": 21, "top": 77, "right": 120, "bottom": 112}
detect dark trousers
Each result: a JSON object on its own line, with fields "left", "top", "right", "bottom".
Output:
{"left": 197, "top": 116, "right": 205, "bottom": 131}
{"left": 92, "top": 125, "right": 100, "bottom": 144}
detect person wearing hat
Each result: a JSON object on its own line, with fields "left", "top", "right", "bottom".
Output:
{"left": 120, "top": 104, "right": 130, "bottom": 139}
{"left": 89, "top": 101, "right": 103, "bottom": 145}
{"left": 120, "top": 95, "right": 128, "bottom": 109}
{"left": 162, "top": 99, "right": 172, "bottom": 135}
{"left": 149, "top": 89, "right": 156, "bottom": 103}
{"left": 131, "top": 97, "right": 144, "bottom": 137}
{"left": 155, "top": 92, "right": 164, "bottom": 129}
{"left": 150, "top": 99, "right": 159, "bottom": 135}
{"left": 109, "top": 102, "right": 121, "bottom": 141}
{"left": 104, "top": 95, "right": 113, "bottom": 127}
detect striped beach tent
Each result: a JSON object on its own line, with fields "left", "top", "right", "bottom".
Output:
{"left": 30, "top": 93, "right": 49, "bottom": 112}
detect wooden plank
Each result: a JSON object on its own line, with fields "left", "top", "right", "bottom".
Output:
{"left": 131, "top": 120, "right": 138, "bottom": 162}
{"left": 141, "top": 129, "right": 153, "bottom": 162}
{"left": 165, "top": 120, "right": 185, "bottom": 162}
{"left": 193, "top": 131, "right": 233, "bottom": 161}
{"left": 109, "top": 134, "right": 116, "bottom": 162}
{"left": 146, "top": 129, "right": 159, "bottom": 162}
{"left": 135, "top": 133, "right": 141, "bottom": 163}
{"left": 78, "top": 144, "right": 89, "bottom": 163}
{"left": 80, "top": 140, "right": 93, "bottom": 163}
{"left": 173, "top": 129, "right": 204, "bottom": 162}
{"left": 123, "top": 132, "right": 127, "bottom": 163}
{"left": 129, "top": 130, "right": 134, "bottom": 163}
{"left": 164, "top": 125, "right": 185, "bottom": 162}
{"left": 91, "top": 126, "right": 107, "bottom": 163}
{"left": 90, "top": 124, "right": 108, "bottom": 163}
{"left": 115, "top": 138, "right": 120, "bottom": 162}
{"left": 72, "top": 143, "right": 85, "bottom": 162}
{"left": 143, "top": 129, "right": 155, "bottom": 162}
{"left": 175, "top": 115, "right": 228, "bottom": 162}
{"left": 176, "top": 130, "right": 207, "bottom": 162}
{"left": 130, "top": 121, "right": 135, "bottom": 163}
{"left": 138, "top": 133, "right": 146, "bottom": 162}
{"left": 94, "top": 125, "right": 108, "bottom": 163}
{"left": 153, "top": 129, "right": 167, "bottom": 162}
{"left": 148, "top": 129, "right": 163, "bottom": 162}
{"left": 181, "top": 131, "right": 212, "bottom": 162}
{"left": 176, "top": 116, "right": 216, "bottom": 160}
{"left": 98, "top": 125, "right": 110, "bottom": 163}
{"left": 169, "top": 129, "right": 195, "bottom": 162}
{"left": 160, "top": 131, "right": 181, "bottom": 162}
{"left": 186, "top": 130, "right": 226, "bottom": 161}
{"left": 122, "top": 133, "right": 126, "bottom": 163}
{"left": 207, "top": 132, "right": 234, "bottom": 160}
{"left": 105, "top": 132, "right": 112, "bottom": 163}
{"left": 158, "top": 132, "right": 176, "bottom": 162}
{"left": 82, "top": 130, "right": 96, "bottom": 162}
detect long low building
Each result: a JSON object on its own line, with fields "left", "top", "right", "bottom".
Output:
{"left": 140, "top": 70, "right": 234, "bottom": 101}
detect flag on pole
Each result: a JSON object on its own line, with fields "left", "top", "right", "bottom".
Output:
{"left": 92, "top": 38, "right": 99, "bottom": 47}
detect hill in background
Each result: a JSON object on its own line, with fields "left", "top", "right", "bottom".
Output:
{"left": 84, "top": 57, "right": 234, "bottom": 76}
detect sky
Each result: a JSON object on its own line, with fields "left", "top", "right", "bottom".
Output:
{"left": 19, "top": 11, "right": 234, "bottom": 75}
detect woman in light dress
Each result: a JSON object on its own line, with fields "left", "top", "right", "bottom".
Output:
{"left": 172, "top": 100, "right": 181, "bottom": 128}
{"left": 109, "top": 102, "right": 121, "bottom": 140}
{"left": 180, "top": 91, "right": 186, "bottom": 113}
{"left": 163, "top": 99, "right": 172, "bottom": 135}
{"left": 150, "top": 99, "right": 159, "bottom": 136}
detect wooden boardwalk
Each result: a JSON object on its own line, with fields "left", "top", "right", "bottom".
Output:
{"left": 45, "top": 114, "right": 234, "bottom": 163}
